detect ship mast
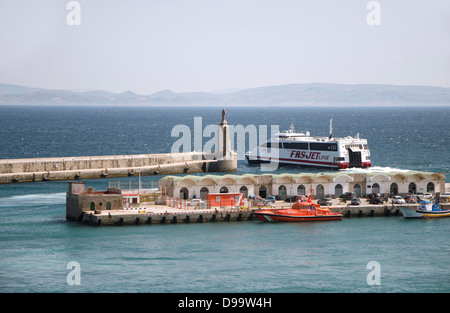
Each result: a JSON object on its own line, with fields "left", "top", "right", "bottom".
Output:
{"left": 329, "top": 119, "right": 333, "bottom": 139}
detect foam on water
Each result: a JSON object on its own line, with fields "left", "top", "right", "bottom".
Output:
{"left": 341, "top": 166, "right": 412, "bottom": 174}
{"left": 0, "top": 192, "right": 66, "bottom": 208}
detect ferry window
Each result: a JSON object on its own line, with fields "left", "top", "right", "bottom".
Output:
{"left": 259, "top": 142, "right": 280, "bottom": 149}
{"left": 310, "top": 143, "right": 337, "bottom": 151}
{"left": 283, "top": 142, "right": 308, "bottom": 150}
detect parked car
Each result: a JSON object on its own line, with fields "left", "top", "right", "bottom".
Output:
{"left": 263, "top": 199, "right": 274, "bottom": 206}
{"left": 284, "top": 195, "right": 299, "bottom": 202}
{"left": 255, "top": 200, "right": 265, "bottom": 207}
{"left": 317, "top": 198, "right": 332, "bottom": 206}
{"left": 404, "top": 195, "right": 416, "bottom": 203}
{"left": 265, "top": 195, "right": 276, "bottom": 203}
{"left": 369, "top": 197, "right": 383, "bottom": 204}
{"left": 350, "top": 198, "right": 361, "bottom": 205}
{"left": 415, "top": 195, "right": 426, "bottom": 202}
{"left": 441, "top": 193, "right": 450, "bottom": 202}
{"left": 391, "top": 196, "right": 405, "bottom": 204}
{"left": 339, "top": 192, "right": 356, "bottom": 200}
{"left": 189, "top": 199, "right": 205, "bottom": 206}
{"left": 367, "top": 193, "right": 381, "bottom": 200}
{"left": 423, "top": 193, "right": 433, "bottom": 199}
{"left": 189, "top": 199, "right": 206, "bottom": 208}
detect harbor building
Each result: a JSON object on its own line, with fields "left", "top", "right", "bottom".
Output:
{"left": 66, "top": 169, "right": 447, "bottom": 225}
{"left": 158, "top": 170, "right": 446, "bottom": 200}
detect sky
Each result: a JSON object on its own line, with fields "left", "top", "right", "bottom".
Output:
{"left": 0, "top": 0, "right": 449, "bottom": 94}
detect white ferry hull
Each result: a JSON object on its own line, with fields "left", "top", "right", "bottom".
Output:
{"left": 246, "top": 154, "right": 342, "bottom": 168}
{"left": 246, "top": 149, "right": 371, "bottom": 169}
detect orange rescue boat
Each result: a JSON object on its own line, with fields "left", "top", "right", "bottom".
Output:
{"left": 254, "top": 196, "right": 342, "bottom": 222}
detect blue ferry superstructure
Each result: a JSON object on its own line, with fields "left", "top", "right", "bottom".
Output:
{"left": 245, "top": 120, "right": 372, "bottom": 169}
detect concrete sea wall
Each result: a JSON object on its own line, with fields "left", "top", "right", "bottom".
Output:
{"left": 0, "top": 151, "right": 237, "bottom": 183}
{"left": 77, "top": 203, "right": 450, "bottom": 226}
{"left": 82, "top": 208, "right": 253, "bottom": 226}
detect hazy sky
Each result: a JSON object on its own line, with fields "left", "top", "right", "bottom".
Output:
{"left": 1, "top": 0, "right": 449, "bottom": 94}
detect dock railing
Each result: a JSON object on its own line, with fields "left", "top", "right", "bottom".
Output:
{"left": 109, "top": 180, "right": 158, "bottom": 192}
{"left": 163, "top": 196, "right": 250, "bottom": 210}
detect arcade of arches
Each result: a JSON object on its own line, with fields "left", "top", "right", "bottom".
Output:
{"left": 158, "top": 171, "right": 445, "bottom": 200}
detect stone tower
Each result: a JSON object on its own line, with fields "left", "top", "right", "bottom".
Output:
{"left": 216, "top": 109, "right": 237, "bottom": 172}
{"left": 218, "top": 109, "right": 231, "bottom": 159}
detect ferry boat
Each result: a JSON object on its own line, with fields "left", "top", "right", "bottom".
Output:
{"left": 245, "top": 120, "right": 371, "bottom": 169}
{"left": 254, "top": 196, "right": 343, "bottom": 222}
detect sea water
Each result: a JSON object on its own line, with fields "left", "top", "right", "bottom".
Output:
{"left": 0, "top": 105, "right": 449, "bottom": 293}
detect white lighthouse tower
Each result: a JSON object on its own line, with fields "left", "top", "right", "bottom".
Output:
{"left": 215, "top": 109, "right": 237, "bottom": 171}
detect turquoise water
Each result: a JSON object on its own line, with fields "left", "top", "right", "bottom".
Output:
{"left": 0, "top": 106, "right": 449, "bottom": 293}
{"left": 0, "top": 181, "right": 448, "bottom": 293}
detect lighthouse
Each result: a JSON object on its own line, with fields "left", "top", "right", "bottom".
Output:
{"left": 215, "top": 109, "right": 237, "bottom": 172}
{"left": 218, "top": 109, "right": 231, "bottom": 159}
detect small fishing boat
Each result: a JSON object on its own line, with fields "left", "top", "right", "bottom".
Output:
{"left": 254, "top": 196, "right": 343, "bottom": 222}
{"left": 399, "top": 200, "right": 450, "bottom": 219}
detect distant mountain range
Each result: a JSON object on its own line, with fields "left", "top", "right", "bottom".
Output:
{"left": 0, "top": 83, "right": 449, "bottom": 106}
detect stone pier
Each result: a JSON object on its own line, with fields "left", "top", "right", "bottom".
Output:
{"left": 0, "top": 151, "right": 237, "bottom": 183}
{"left": 0, "top": 109, "right": 238, "bottom": 183}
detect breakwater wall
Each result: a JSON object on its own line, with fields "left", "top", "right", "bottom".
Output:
{"left": 76, "top": 203, "right": 450, "bottom": 226}
{"left": 0, "top": 151, "right": 237, "bottom": 183}
{"left": 81, "top": 208, "right": 253, "bottom": 226}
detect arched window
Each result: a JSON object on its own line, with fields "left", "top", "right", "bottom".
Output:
{"left": 200, "top": 187, "right": 209, "bottom": 200}
{"left": 90, "top": 202, "right": 95, "bottom": 211}
{"left": 316, "top": 184, "right": 324, "bottom": 198}
{"left": 390, "top": 183, "right": 398, "bottom": 196}
{"left": 372, "top": 183, "right": 380, "bottom": 194}
{"left": 408, "top": 182, "right": 417, "bottom": 194}
{"left": 180, "top": 187, "right": 189, "bottom": 199}
{"left": 297, "top": 185, "right": 305, "bottom": 195}
{"left": 335, "top": 184, "right": 343, "bottom": 197}
{"left": 278, "top": 185, "right": 287, "bottom": 200}
{"left": 259, "top": 186, "right": 267, "bottom": 198}
{"left": 220, "top": 186, "right": 228, "bottom": 193}
{"left": 354, "top": 184, "right": 362, "bottom": 197}
{"left": 427, "top": 182, "right": 434, "bottom": 193}
{"left": 239, "top": 186, "right": 248, "bottom": 198}
{"left": 106, "top": 202, "right": 111, "bottom": 210}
